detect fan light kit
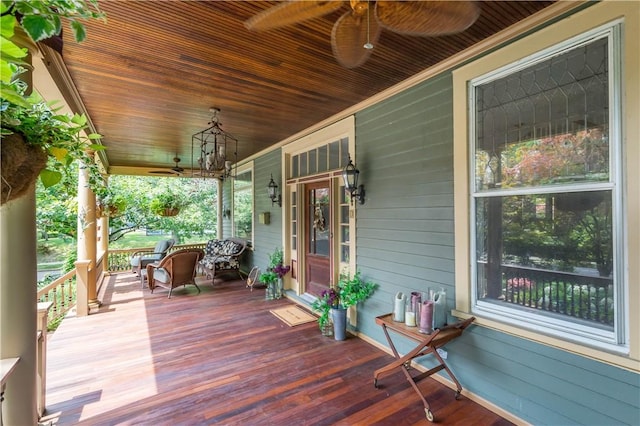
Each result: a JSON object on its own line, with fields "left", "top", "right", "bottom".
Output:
{"left": 245, "top": 0, "right": 480, "bottom": 68}
{"left": 171, "top": 156, "right": 184, "bottom": 174}
{"left": 192, "top": 108, "right": 238, "bottom": 180}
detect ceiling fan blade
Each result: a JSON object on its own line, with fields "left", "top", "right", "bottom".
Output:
{"left": 375, "top": 1, "right": 480, "bottom": 36}
{"left": 331, "top": 8, "right": 381, "bottom": 69}
{"left": 245, "top": 1, "right": 345, "bottom": 31}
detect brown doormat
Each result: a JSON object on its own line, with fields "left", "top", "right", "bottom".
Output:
{"left": 270, "top": 306, "right": 317, "bottom": 327}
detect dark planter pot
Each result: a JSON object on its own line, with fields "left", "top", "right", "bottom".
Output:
{"left": 1, "top": 132, "right": 48, "bottom": 205}
{"left": 331, "top": 307, "right": 348, "bottom": 341}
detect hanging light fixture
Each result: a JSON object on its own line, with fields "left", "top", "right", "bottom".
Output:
{"left": 267, "top": 174, "right": 281, "bottom": 207}
{"left": 192, "top": 108, "right": 238, "bottom": 180}
{"left": 342, "top": 155, "right": 365, "bottom": 205}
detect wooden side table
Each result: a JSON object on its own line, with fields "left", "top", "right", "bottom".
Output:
{"left": 374, "top": 314, "right": 475, "bottom": 422}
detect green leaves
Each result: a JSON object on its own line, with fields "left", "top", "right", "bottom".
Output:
{"left": 40, "top": 168, "right": 63, "bottom": 188}
{"left": 20, "top": 14, "right": 60, "bottom": 42}
{"left": 70, "top": 20, "right": 86, "bottom": 42}
{"left": 11, "top": 0, "right": 105, "bottom": 43}
{"left": 337, "top": 270, "right": 377, "bottom": 309}
{"left": 0, "top": 13, "right": 18, "bottom": 39}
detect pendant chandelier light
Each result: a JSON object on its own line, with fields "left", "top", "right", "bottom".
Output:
{"left": 192, "top": 108, "right": 238, "bottom": 180}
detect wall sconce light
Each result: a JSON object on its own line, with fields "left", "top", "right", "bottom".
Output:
{"left": 267, "top": 174, "right": 281, "bottom": 207}
{"left": 223, "top": 206, "right": 231, "bottom": 219}
{"left": 342, "top": 155, "right": 365, "bottom": 205}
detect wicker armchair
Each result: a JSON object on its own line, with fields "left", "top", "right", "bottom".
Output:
{"left": 146, "top": 248, "right": 204, "bottom": 298}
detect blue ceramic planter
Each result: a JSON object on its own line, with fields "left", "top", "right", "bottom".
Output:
{"left": 331, "top": 307, "right": 347, "bottom": 341}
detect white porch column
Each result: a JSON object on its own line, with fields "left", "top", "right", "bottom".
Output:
{"left": 0, "top": 188, "right": 38, "bottom": 425}
{"left": 77, "top": 158, "right": 100, "bottom": 312}
{"left": 217, "top": 179, "right": 224, "bottom": 239}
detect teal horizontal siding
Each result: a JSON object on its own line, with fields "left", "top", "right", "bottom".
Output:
{"left": 250, "top": 150, "right": 283, "bottom": 272}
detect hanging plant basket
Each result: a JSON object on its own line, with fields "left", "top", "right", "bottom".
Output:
{"left": 159, "top": 207, "right": 180, "bottom": 217}
{"left": 96, "top": 204, "right": 122, "bottom": 218}
{"left": 1, "top": 132, "right": 48, "bottom": 206}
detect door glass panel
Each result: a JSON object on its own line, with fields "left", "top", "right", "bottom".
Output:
{"left": 341, "top": 205, "right": 349, "bottom": 224}
{"left": 339, "top": 184, "right": 350, "bottom": 264}
{"left": 308, "top": 187, "right": 330, "bottom": 257}
{"left": 291, "top": 190, "right": 297, "bottom": 250}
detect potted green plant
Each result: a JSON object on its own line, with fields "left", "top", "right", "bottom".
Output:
{"left": 260, "top": 247, "right": 290, "bottom": 300}
{"left": 149, "top": 192, "right": 186, "bottom": 217}
{"left": 1, "top": 0, "right": 106, "bottom": 205}
{"left": 311, "top": 270, "right": 377, "bottom": 340}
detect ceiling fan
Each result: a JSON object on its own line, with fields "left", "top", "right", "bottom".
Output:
{"left": 245, "top": 0, "right": 481, "bottom": 68}
{"left": 148, "top": 156, "right": 185, "bottom": 176}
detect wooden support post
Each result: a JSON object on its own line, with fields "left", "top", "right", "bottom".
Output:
{"left": 77, "top": 155, "right": 101, "bottom": 310}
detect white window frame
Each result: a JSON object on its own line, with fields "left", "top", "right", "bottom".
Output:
{"left": 470, "top": 24, "right": 623, "bottom": 350}
{"left": 232, "top": 161, "right": 254, "bottom": 245}
{"left": 452, "top": 1, "right": 639, "bottom": 371}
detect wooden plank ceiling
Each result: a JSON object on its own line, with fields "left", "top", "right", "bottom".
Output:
{"left": 54, "top": 1, "right": 555, "bottom": 176}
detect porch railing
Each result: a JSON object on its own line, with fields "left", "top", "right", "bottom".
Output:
{"left": 36, "top": 269, "right": 76, "bottom": 330}
{"left": 107, "top": 243, "right": 207, "bottom": 273}
{"left": 500, "top": 264, "right": 614, "bottom": 326}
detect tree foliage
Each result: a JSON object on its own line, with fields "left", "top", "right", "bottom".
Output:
{"left": 488, "top": 128, "right": 613, "bottom": 276}
{"left": 37, "top": 174, "right": 218, "bottom": 244}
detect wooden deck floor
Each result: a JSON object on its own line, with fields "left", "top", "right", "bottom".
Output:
{"left": 41, "top": 272, "right": 514, "bottom": 426}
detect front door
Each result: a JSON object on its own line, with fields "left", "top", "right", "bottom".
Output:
{"left": 305, "top": 181, "right": 331, "bottom": 296}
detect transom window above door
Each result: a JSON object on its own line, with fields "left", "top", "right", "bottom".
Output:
{"left": 290, "top": 137, "right": 350, "bottom": 178}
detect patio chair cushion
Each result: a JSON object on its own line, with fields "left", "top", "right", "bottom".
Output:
{"left": 131, "top": 239, "right": 174, "bottom": 267}
{"left": 150, "top": 267, "right": 170, "bottom": 283}
{"left": 200, "top": 254, "right": 239, "bottom": 271}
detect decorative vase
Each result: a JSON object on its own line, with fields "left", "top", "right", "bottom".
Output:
{"left": 265, "top": 281, "right": 275, "bottom": 300}
{"left": 331, "top": 307, "right": 347, "bottom": 341}
{"left": 393, "top": 291, "right": 406, "bottom": 322}
{"left": 320, "top": 318, "right": 334, "bottom": 337}
{"left": 275, "top": 278, "right": 283, "bottom": 299}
